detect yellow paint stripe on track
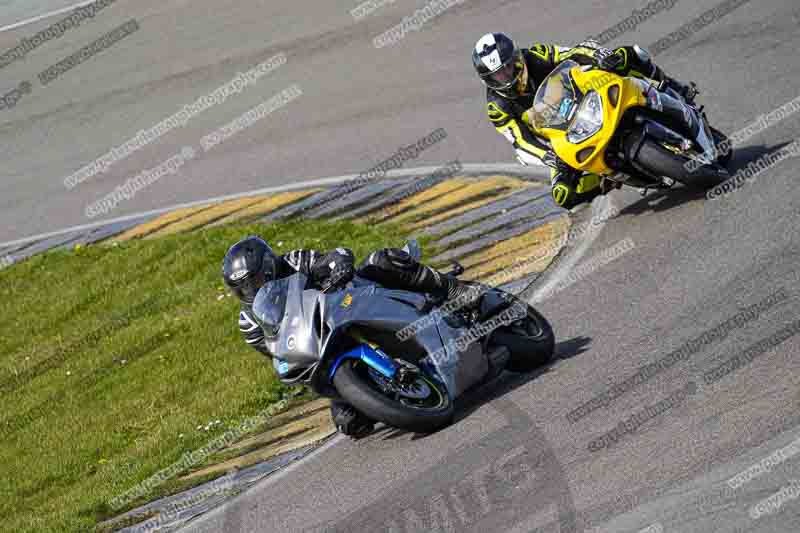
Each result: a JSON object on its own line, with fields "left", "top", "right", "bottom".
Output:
{"left": 110, "top": 190, "right": 321, "bottom": 242}
{"left": 208, "top": 190, "right": 321, "bottom": 227}
{"left": 111, "top": 206, "right": 213, "bottom": 241}
{"left": 462, "top": 218, "right": 570, "bottom": 283}
{"left": 403, "top": 191, "right": 517, "bottom": 233}
{"left": 460, "top": 217, "right": 567, "bottom": 269}
{"left": 178, "top": 400, "right": 335, "bottom": 481}
{"left": 389, "top": 176, "right": 526, "bottom": 226}
{"left": 146, "top": 197, "right": 273, "bottom": 237}
{"left": 361, "top": 178, "right": 471, "bottom": 223}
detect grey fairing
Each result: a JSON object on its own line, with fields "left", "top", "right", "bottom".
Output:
{"left": 252, "top": 273, "right": 489, "bottom": 399}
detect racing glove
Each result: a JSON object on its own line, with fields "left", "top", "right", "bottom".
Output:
{"left": 542, "top": 150, "right": 573, "bottom": 174}
{"left": 320, "top": 263, "right": 355, "bottom": 293}
{"left": 308, "top": 248, "right": 355, "bottom": 290}
{"left": 591, "top": 46, "right": 624, "bottom": 71}
{"left": 575, "top": 38, "right": 603, "bottom": 50}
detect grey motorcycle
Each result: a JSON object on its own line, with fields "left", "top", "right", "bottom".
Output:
{"left": 252, "top": 241, "right": 555, "bottom": 434}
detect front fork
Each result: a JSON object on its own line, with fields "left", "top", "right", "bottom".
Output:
{"left": 328, "top": 344, "right": 398, "bottom": 383}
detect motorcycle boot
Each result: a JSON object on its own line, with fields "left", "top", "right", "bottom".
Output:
{"left": 331, "top": 401, "right": 375, "bottom": 438}
{"left": 412, "top": 262, "right": 487, "bottom": 312}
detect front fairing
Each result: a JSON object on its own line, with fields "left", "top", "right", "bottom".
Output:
{"left": 531, "top": 61, "right": 648, "bottom": 175}
{"left": 253, "top": 274, "right": 484, "bottom": 398}
{"left": 253, "top": 274, "right": 322, "bottom": 380}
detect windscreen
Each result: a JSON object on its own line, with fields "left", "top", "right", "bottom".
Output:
{"left": 252, "top": 276, "right": 293, "bottom": 337}
{"left": 531, "top": 60, "right": 580, "bottom": 130}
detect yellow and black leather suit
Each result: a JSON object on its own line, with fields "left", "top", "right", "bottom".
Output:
{"left": 486, "top": 42, "right": 661, "bottom": 209}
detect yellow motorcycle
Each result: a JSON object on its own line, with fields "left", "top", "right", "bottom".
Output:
{"left": 528, "top": 60, "right": 731, "bottom": 191}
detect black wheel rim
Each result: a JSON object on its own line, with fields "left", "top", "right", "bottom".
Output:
{"left": 355, "top": 361, "right": 448, "bottom": 411}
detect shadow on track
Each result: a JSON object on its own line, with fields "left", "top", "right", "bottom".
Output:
{"left": 326, "top": 338, "right": 590, "bottom": 533}
{"left": 372, "top": 336, "right": 593, "bottom": 441}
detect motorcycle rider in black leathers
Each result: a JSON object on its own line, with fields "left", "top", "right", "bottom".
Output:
{"left": 473, "top": 32, "right": 698, "bottom": 209}
{"left": 222, "top": 236, "right": 482, "bottom": 438}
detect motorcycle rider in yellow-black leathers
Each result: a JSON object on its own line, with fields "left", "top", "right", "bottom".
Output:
{"left": 473, "top": 32, "right": 697, "bottom": 209}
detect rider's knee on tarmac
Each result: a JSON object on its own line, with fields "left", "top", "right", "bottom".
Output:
{"left": 552, "top": 181, "right": 577, "bottom": 208}
{"left": 552, "top": 172, "right": 605, "bottom": 210}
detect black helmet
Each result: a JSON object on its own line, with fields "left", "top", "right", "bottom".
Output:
{"left": 222, "top": 236, "right": 278, "bottom": 304}
{"left": 472, "top": 32, "right": 526, "bottom": 94}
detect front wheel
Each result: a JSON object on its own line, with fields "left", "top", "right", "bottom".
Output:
{"left": 332, "top": 359, "right": 454, "bottom": 433}
{"left": 635, "top": 137, "right": 730, "bottom": 190}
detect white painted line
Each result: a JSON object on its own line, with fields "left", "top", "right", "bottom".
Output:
{"left": 186, "top": 434, "right": 345, "bottom": 529}
{"left": 528, "top": 195, "right": 617, "bottom": 303}
{"left": 257, "top": 434, "right": 344, "bottom": 486}
{"left": 0, "top": 163, "right": 549, "bottom": 250}
{"left": 0, "top": 1, "right": 101, "bottom": 34}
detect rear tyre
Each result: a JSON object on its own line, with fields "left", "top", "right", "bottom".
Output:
{"left": 636, "top": 138, "right": 730, "bottom": 190}
{"left": 333, "top": 359, "right": 454, "bottom": 433}
{"left": 490, "top": 305, "right": 555, "bottom": 372}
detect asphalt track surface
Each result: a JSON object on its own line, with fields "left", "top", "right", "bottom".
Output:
{"left": 4, "top": 0, "right": 800, "bottom": 531}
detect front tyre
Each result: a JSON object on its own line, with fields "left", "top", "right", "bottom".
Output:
{"left": 332, "top": 360, "right": 454, "bottom": 433}
{"left": 636, "top": 138, "right": 730, "bottom": 190}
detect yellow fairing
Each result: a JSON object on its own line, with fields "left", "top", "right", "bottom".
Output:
{"left": 535, "top": 68, "right": 648, "bottom": 176}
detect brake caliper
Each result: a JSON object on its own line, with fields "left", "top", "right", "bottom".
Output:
{"left": 395, "top": 359, "right": 421, "bottom": 385}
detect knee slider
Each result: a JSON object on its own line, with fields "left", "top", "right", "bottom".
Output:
{"left": 552, "top": 183, "right": 575, "bottom": 207}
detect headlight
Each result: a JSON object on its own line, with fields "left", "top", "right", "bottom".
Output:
{"left": 567, "top": 91, "right": 604, "bottom": 144}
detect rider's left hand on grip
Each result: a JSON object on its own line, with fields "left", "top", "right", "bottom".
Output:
{"left": 593, "top": 48, "right": 623, "bottom": 71}
{"left": 322, "top": 264, "right": 354, "bottom": 292}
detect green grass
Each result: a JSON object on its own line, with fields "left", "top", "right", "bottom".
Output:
{"left": 0, "top": 219, "right": 414, "bottom": 533}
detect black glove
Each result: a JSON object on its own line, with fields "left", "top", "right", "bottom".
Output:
{"left": 543, "top": 151, "right": 576, "bottom": 176}
{"left": 320, "top": 263, "right": 354, "bottom": 293}
{"left": 575, "top": 38, "right": 602, "bottom": 50}
{"left": 593, "top": 47, "right": 623, "bottom": 71}
{"left": 541, "top": 150, "right": 560, "bottom": 170}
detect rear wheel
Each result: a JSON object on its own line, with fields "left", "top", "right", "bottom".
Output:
{"left": 332, "top": 359, "right": 454, "bottom": 433}
{"left": 490, "top": 305, "right": 555, "bottom": 372}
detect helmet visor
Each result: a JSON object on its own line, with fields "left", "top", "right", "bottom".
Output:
{"left": 482, "top": 52, "right": 523, "bottom": 90}
{"left": 233, "top": 270, "right": 267, "bottom": 304}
